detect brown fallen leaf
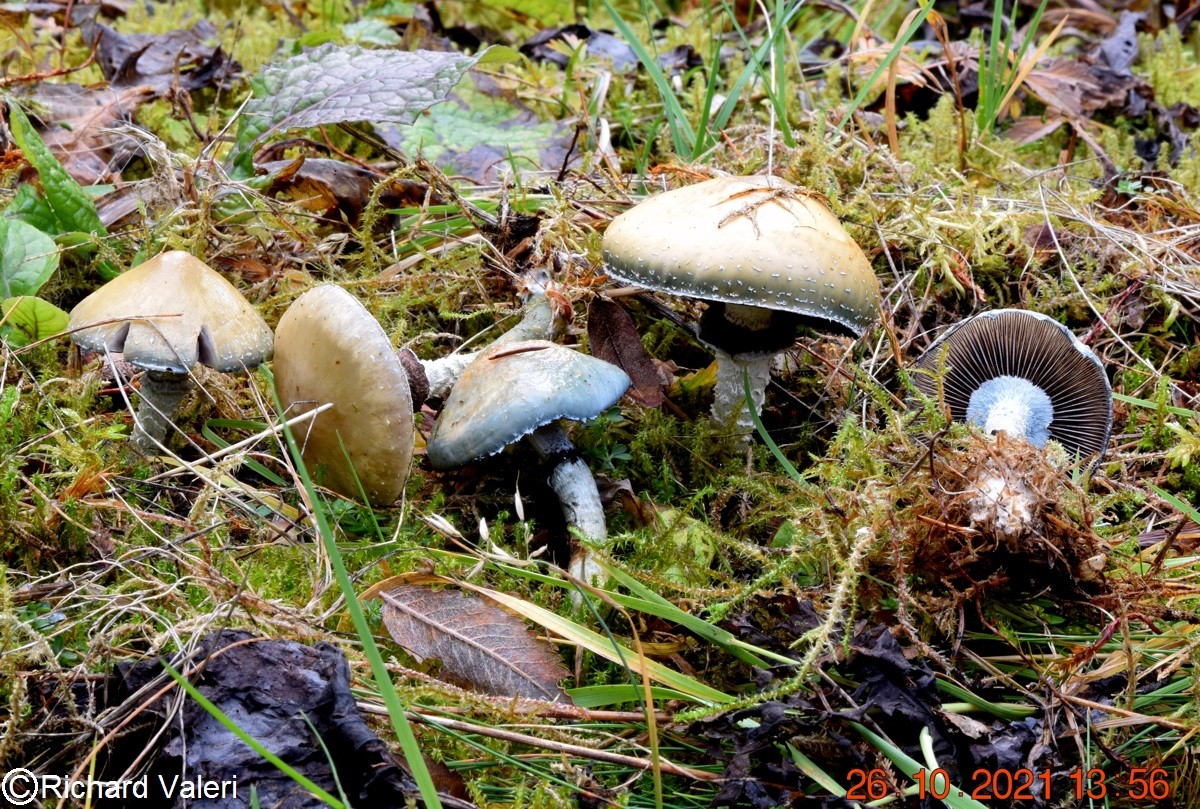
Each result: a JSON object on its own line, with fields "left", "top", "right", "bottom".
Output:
{"left": 587, "top": 297, "right": 666, "bottom": 407}
{"left": 86, "top": 20, "right": 238, "bottom": 95}
{"left": 14, "top": 83, "right": 152, "bottom": 184}
{"left": 258, "top": 157, "right": 429, "bottom": 226}
{"left": 379, "top": 583, "right": 570, "bottom": 702}
{"left": 1021, "top": 57, "right": 1145, "bottom": 121}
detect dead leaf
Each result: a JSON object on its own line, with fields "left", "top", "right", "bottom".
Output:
{"left": 586, "top": 297, "right": 665, "bottom": 407}
{"left": 1023, "top": 56, "right": 1149, "bottom": 121}
{"left": 13, "top": 83, "right": 152, "bottom": 184}
{"left": 380, "top": 583, "right": 570, "bottom": 702}
{"left": 86, "top": 20, "right": 238, "bottom": 95}
{"left": 1004, "top": 114, "right": 1067, "bottom": 146}
{"left": 258, "top": 157, "right": 430, "bottom": 226}
{"left": 1096, "top": 10, "right": 1140, "bottom": 73}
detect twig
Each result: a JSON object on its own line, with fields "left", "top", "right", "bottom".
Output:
{"left": 145, "top": 402, "right": 334, "bottom": 482}
{"left": 359, "top": 706, "right": 721, "bottom": 782}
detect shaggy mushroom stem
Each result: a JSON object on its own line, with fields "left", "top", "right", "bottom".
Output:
{"left": 526, "top": 422, "right": 608, "bottom": 592}
{"left": 132, "top": 370, "right": 192, "bottom": 453}
{"left": 419, "top": 296, "right": 564, "bottom": 399}
{"left": 711, "top": 349, "right": 772, "bottom": 435}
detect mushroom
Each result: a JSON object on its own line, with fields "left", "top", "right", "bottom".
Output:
{"left": 911, "top": 309, "right": 1112, "bottom": 539}
{"left": 426, "top": 339, "right": 631, "bottom": 589}
{"left": 273, "top": 284, "right": 414, "bottom": 507}
{"left": 601, "top": 175, "right": 879, "bottom": 432}
{"left": 68, "top": 251, "right": 273, "bottom": 453}
{"left": 911, "top": 309, "right": 1112, "bottom": 459}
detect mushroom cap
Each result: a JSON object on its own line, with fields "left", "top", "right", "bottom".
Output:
{"left": 273, "top": 284, "right": 414, "bottom": 507}
{"left": 601, "top": 175, "right": 879, "bottom": 338}
{"left": 912, "top": 309, "right": 1113, "bottom": 459}
{"left": 426, "top": 340, "right": 631, "bottom": 469}
{"left": 69, "top": 251, "right": 273, "bottom": 375}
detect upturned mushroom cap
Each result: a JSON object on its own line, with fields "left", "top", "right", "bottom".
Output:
{"left": 427, "top": 340, "right": 631, "bottom": 469}
{"left": 601, "top": 175, "right": 879, "bottom": 339}
{"left": 912, "top": 309, "right": 1113, "bottom": 458}
{"left": 69, "top": 251, "right": 273, "bottom": 374}
{"left": 274, "top": 285, "right": 414, "bottom": 507}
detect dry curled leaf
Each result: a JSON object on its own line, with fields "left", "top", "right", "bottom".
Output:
{"left": 87, "top": 21, "right": 238, "bottom": 95}
{"left": 380, "top": 583, "right": 570, "bottom": 702}
{"left": 587, "top": 297, "right": 665, "bottom": 407}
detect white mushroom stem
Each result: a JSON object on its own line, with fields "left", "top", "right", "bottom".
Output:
{"left": 711, "top": 348, "right": 773, "bottom": 436}
{"left": 526, "top": 422, "right": 608, "bottom": 593}
{"left": 966, "top": 376, "right": 1054, "bottom": 448}
{"left": 133, "top": 370, "right": 191, "bottom": 453}
{"left": 968, "top": 463, "right": 1038, "bottom": 541}
{"left": 419, "top": 296, "right": 563, "bottom": 400}
{"left": 421, "top": 353, "right": 475, "bottom": 401}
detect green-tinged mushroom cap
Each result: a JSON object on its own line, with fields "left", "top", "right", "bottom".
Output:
{"left": 69, "top": 250, "right": 273, "bottom": 374}
{"left": 601, "top": 175, "right": 879, "bottom": 345}
{"left": 427, "top": 340, "right": 631, "bottom": 469}
{"left": 274, "top": 284, "right": 414, "bottom": 507}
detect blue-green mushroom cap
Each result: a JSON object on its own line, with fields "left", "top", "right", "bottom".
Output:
{"left": 427, "top": 340, "right": 631, "bottom": 469}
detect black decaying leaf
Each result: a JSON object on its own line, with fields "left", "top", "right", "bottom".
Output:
{"left": 381, "top": 583, "right": 570, "bottom": 702}
{"left": 80, "top": 629, "right": 477, "bottom": 808}
{"left": 912, "top": 310, "right": 1112, "bottom": 458}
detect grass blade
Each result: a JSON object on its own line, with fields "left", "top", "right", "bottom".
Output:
{"left": 265, "top": 367, "right": 444, "bottom": 809}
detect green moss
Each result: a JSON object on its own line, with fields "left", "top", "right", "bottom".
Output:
{"left": 1138, "top": 25, "right": 1200, "bottom": 109}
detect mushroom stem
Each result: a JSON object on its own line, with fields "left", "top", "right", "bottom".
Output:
{"left": 419, "top": 296, "right": 564, "bottom": 400}
{"left": 966, "top": 376, "right": 1053, "bottom": 448}
{"left": 132, "top": 370, "right": 191, "bottom": 453}
{"left": 710, "top": 349, "right": 773, "bottom": 435}
{"left": 526, "top": 422, "right": 608, "bottom": 592}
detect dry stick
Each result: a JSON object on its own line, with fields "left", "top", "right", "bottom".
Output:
{"left": 356, "top": 706, "right": 720, "bottom": 782}
{"left": 1037, "top": 186, "right": 1162, "bottom": 378}
{"left": 1058, "top": 693, "right": 1193, "bottom": 732}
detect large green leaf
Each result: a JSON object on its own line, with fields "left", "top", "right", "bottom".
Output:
{"left": 229, "top": 44, "right": 482, "bottom": 175}
{"left": 4, "top": 184, "right": 58, "bottom": 233}
{"left": 0, "top": 219, "right": 59, "bottom": 298}
{"left": 378, "top": 74, "right": 575, "bottom": 183}
{"left": 1, "top": 296, "right": 69, "bottom": 347}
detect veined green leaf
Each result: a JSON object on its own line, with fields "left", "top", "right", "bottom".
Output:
{"left": 230, "top": 44, "right": 482, "bottom": 176}
{"left": 0, "top": 218, "right": 59, "bottom": 298}
{"left": 8, "top": 105, "right": 108, "bottom": 239}
{"left": 1, "top": 296, "right": 69, "bottom": 347}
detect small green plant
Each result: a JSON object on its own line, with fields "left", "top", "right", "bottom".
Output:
{"left": 974, "top": 0, "right": 1052, "bottom": 136}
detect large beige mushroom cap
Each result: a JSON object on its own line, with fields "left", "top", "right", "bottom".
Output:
{"left": 69, "top": 251, "right": 273, "bottom": 374}
{"left": 602, "top": 175, "right": 879, "bottom": 337}
{"left": 274, "top": 284, "right": 414, "bottom": 507}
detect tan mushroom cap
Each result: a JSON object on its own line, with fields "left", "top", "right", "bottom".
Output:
{"left": 273, "top": 284, "right": 414, "bottom": 507}
{"left": 69, "top": 251, "right": 274, "bottom": 374}
{"left": 602, "top": 175, "right": 879, "bottom": 337}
